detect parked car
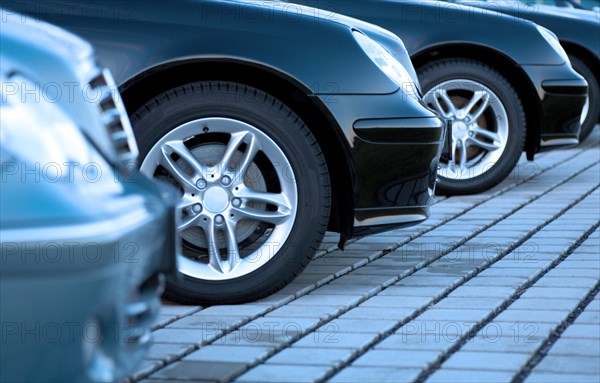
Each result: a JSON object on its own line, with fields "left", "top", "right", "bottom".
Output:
{"left": 4, "top": 0, "right": 448, "bottom": 304}
{"left": 288, "top": 0, "right": 588, "bottom": 195}
{"left": 447, "top": 0, "right": 600, "bottom": 141}
{"left": 531, "top": 0, "right": 600, "bottom": 11}
{"left": 0, "top": 11, "right": 176, "bottom": 383}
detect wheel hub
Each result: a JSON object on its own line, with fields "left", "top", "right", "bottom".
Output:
{"left": 453, "top": 121, "right": 469, "bottom": 140}
{"left": 203, "top": 186, "right": 229, "bottom": 213}
{"left": 422, "top": 79, "right": 509, "bottom": 181}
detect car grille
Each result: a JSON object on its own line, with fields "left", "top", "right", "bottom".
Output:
{"left": 88, "top": 69, "right": 139, "bottom": 166}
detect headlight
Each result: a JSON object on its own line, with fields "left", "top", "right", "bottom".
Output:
{"left": 352, "top": 30, "right": 419, "bottom": 97}
{"left": 0, "top": 73, "right": 122, "bottom": 195}
{"left": 536, "top": 25, "right": 570, "bottom": 64}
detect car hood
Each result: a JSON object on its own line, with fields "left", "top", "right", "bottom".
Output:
{"left": 259, "top": 0, "right": 420, "bottom": 82}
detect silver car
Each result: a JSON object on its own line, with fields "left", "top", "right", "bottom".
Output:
{"left": 0, "top": 11, "right": 177, "bottom": 383}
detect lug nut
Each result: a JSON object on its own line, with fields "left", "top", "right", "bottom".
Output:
{"left": 196, "top": 179, "right": 207, "bottom": 189}
{"left": 215, "top": 215, "right": 224, "bottom": 224}
{"left": 232, "top": 198, "right": 241, "bottom": 207}
{"left": 192, "top": 203, "right": 202, "bottom": 213}
{"left": 221, "top": 175, "right": 231, "bottom": 185}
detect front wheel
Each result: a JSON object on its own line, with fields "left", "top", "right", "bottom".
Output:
{"left": 418, "top": 58, "right": 525, "bottom": 195}
{"left": 132, "top": 81, "right": 331, "bottom": 305}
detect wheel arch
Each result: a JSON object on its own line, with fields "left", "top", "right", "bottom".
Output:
{"left": 119, "top": 58, "right": 355, "bottom": 243}
{"left": 412, "top": 43, "right": 542, "bottom": 159}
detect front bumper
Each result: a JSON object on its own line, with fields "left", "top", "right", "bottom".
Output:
{"left": 0, "top": 178, "right": 177, "bottom": 382}
{"left": 318, "top": 91, "right": 447, "bottom": 236}
{"left": 521, "top": 63, "right": 588, "bottom": 155}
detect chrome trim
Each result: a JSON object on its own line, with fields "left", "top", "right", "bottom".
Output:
{"left": 353, "top": 213, "right": 427, "bottom": 227}
{"left": 540, "top": 138, "right": 579, "bottom": 147}
{"left": 88, "top": 69, "right": 139, "bottom": 166}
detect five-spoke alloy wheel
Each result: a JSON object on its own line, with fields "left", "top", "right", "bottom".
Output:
{"left": 418, "top": 59, "right": 525, "bottom": 195}
{"left": 132, "top": 82, "right": 330, "bottom": 304}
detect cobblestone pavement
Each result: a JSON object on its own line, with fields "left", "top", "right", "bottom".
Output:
{"left": 130, "top": 127, "right": 599, "bottom": 383}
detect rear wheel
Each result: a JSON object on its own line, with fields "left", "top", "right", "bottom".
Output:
{"left": 132, "top": 81, "right": 331, "bottom": 304}
{"left": 418, "top": 58, "right": 525, "bottom": 195}
{"left": 569, "top": 55, "right": 600, "bottom": 142}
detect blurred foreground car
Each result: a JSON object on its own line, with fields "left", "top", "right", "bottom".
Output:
{"left": 4, "top": 0, "right": 448, "bottom": 304}
{"left": 290, "top": 0, "right": 588, "bottom": 195}
{"left": 0, "top": 12, "right": 176, "bottom": 383}
{"left": 446, "top": 0, "right": 600, "bottom": 141}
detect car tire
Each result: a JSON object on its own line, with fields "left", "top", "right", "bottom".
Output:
{"left": 131, "top": 81, "right": 331, "bottom": 305}
{"left": 569, "top": 55, "right": 600, "bottom": 142}
{"left": 418, "top": 58, "right": 525, "bottom": 195}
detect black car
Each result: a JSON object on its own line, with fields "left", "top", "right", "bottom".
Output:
{"left": 4, "top": 0, "right": 447, "bottom": 304}
{"left": 448, "top": 0, "right": 600, "bottom": 141}
{"left": 289, "top": 0, "right": 588, "bottom": 195}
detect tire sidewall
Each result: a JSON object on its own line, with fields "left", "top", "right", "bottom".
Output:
{"left": 131, "top": 82, "right": 328, "bottom": 304}
{"left": 418, "top": 59, "right": 525, "bottom": 195}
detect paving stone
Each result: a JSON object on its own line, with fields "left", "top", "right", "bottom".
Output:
{"left": 340, "top": 306, "right": 414, "bottom": 321}
{"left": 446, "top": 285, "right": 518, "bottom": 298}
{"left": 524, "top": 372, "right": 600, "bottom": 383}
{"left": 375, "top": 334, "right": 456, "bottom": 352}
{"left": 533, "top": 277, "right": 599, "bottom": 288}
{"left": 159, "top": 305, "right": 202, "bottom": 317}
{"left": 168, "top": 315, "right": 248, "bottom": 330}
{"left": 433, "top": 297, "right": 505, "bottom": 310}
{"left": 462, "top": 276, "right": 530, "bottom": 287}
{"left": 310, "top": 284, "right": 381, "bottom": 297}
{"left": 518, "top": 286, "right": 592, "bottom": 299}
{"left": 268, "top": 304, "right": 337, "bottom": 320}
{"left": 325, "top": 318, "right": 397, "bottom": 334}
{"left": 359, "top": 295, "right": 433, "bottom": 308}
{"left": 146, "top": 343, "right": 193, "bottom": 361}
{"left": 396, "top": 275, "right": 463, "bottom": 287}
{"left": 426, "top": 368, "right": 516, "bottom": 383}
{"left": 131, "top": 359, "right": 164, "bottom": 381}
{"left": 544, "top": 267, "right": 600, "bottom": 278}
{"left": 153, "top": 329, "right": 213, "bottom": 345}
{"left": 215, "top": 327, "right": 290, "bottom": 347}
{"left": 461, "top": 334, "right": 543, "bottom": 353}
{"left": 197, "top": 305, "right": 268, "bottom": 317}
{"left": 534, "top": 355, "right": 600, "bottom": 375}
{"left": 508, "top": 298, "right": 580, "bottom": 311}
{"left": 246, "top": 316, "right": 321, "bottom": 336}
{"left": 290, "top": 294, "right": 362, "bottom": 308}
{"left": 266, "top": 347, "right": 354, "bottom": 366}
{"left": 293, "top": 331, "right": 378, "bottom": 350}
{"left": 184, "top": 345, "right": 272, "bottom": 363}
{"left": 379, "top": 285, "right": 444, "bottom": 297}
{"left": 474, "top": 322, "right": 555, "bottom": 341}
{"left": 575, "top": 310, "right": 600, "bottom": 324}
{"left": 417, "top": 308, "right": 490, "bottom": 322}
{"left": 150, "top": 360, "right": 247, "bottom": 382}
{"left": 493, "top": 309, "right": 568, "bottom": 324}
{"left": 442, "top": 350, "right": 529, "bottom": 371}
{"left": 560, "top": 324, "right": 600, "bottom": 339}
{"left": 546, "top": 337, "right": 600, "bottom": 357}
{"left": 353, "top": 349, "right": 439, "bottom": 368}
{"left": 153, "top": 314, "right": 179, "bottom": 329}
{"left": 234, "top": 364, "right": 329, "bottom": 382}
{"left": 328, "top": 366, "right": 421, "bottom": 383}
{"left": 328, "top": 274, "right": 398, "bottom": 286}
